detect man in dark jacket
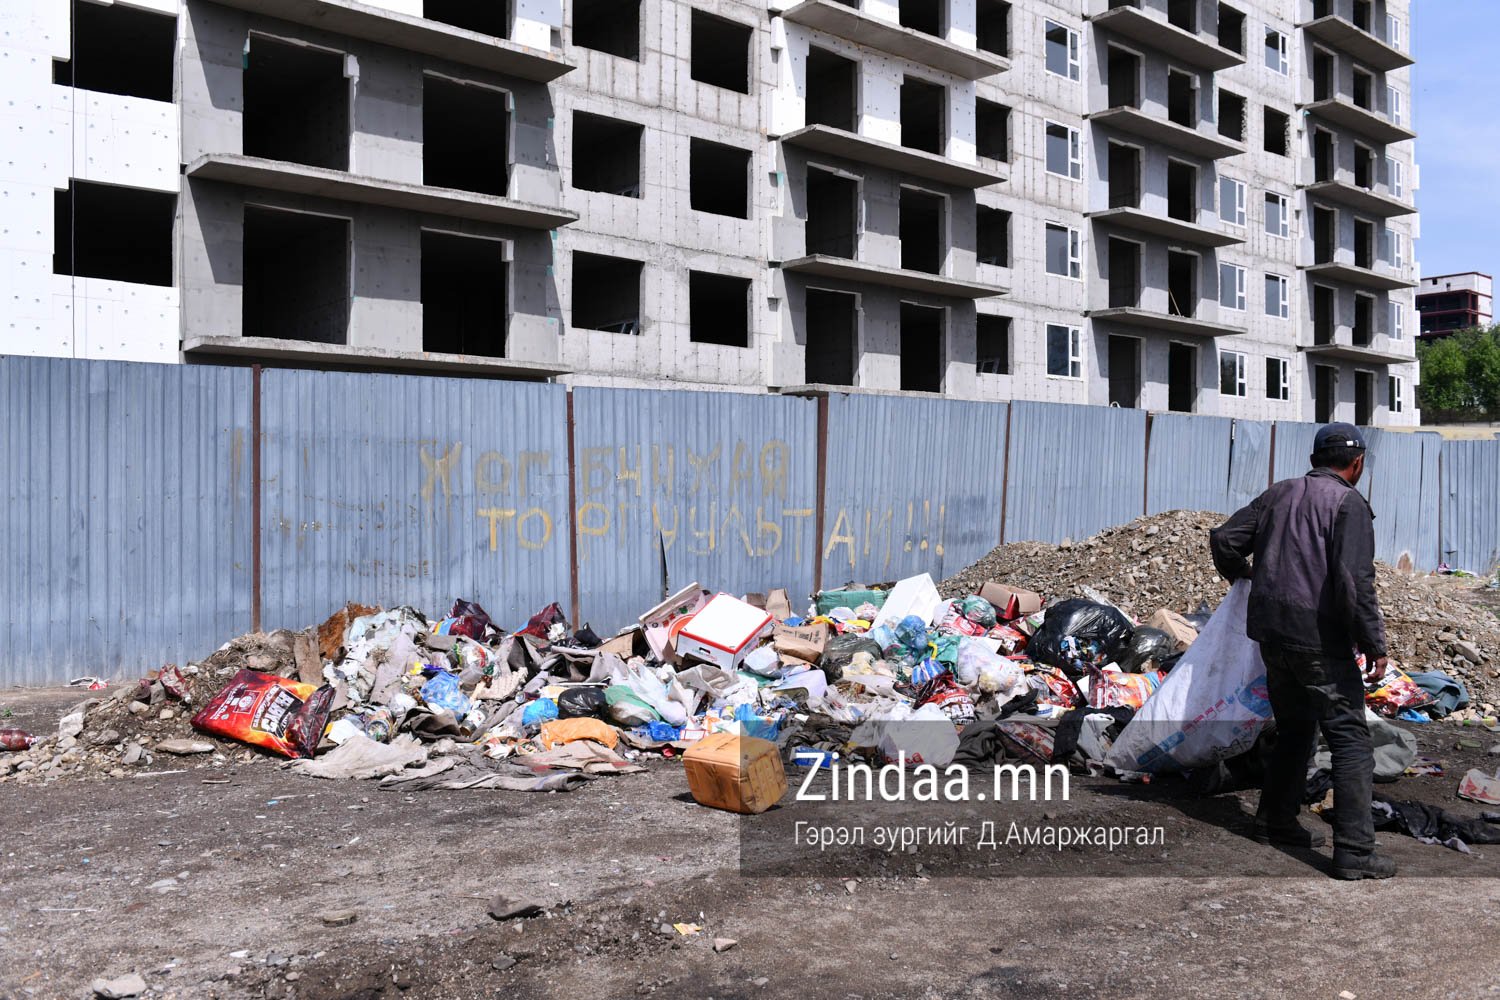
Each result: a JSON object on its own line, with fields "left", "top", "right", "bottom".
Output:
{"left": 1209, "top": 422, "right": 1395, "bottom": 880}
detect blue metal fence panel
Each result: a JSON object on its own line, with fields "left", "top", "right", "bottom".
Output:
{"left": 571, "top": 387, "right": 818, "bottom": 633}
{"left": 1005, "top": 401, "right": 1146, "bottom": 544}
{"left": 0, "top": 356, "right": 252, "bottom": 683}
{"left": 821, "top": 394, "right": 1007, "bottom": 587}
{"left": 1227, "top": 419, "right": 1273, "bottom": 511}
{"left": 1365, "top": 430, "right": 1440, "bottom": 570}
{"left": 1146, "top": 413, "right": 1234, "bottom": 515}
{"left": 1271, "top": 420, "right": 1319, "bottom": 483}
{"left": 259, "top": 371, "right": 571, "bottom": 632}
{"left": 1440, "top": 439, "right": 1500, "bottom": 574}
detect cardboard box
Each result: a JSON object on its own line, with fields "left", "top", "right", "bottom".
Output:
{"left": 683, "top": 732, "right": 787, "bottom": 814}
{"left": 1146, "top": 608, "right": 1198, "bottom": 653}
{"left": 638, "top": 583, "right": 711, "bottom": 662}
{"left": 675, "top": 594, "right": 774, "bottom": 671}
{"left": 979, "top": 582, "right": 1043, "bottom": 621}
{"left": 771, "top": 621, "right": 830, "bottom": 665}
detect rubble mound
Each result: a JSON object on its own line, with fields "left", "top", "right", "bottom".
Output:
{"left": 941, "top": 510, "right": 1500, "bottom": 707}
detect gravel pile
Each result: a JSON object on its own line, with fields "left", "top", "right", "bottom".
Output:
{"left": 941, "top": 510, "right": 1500, "bottom": 708}
{"left": 1, "top": 630, "right": 314, "bottom": 784}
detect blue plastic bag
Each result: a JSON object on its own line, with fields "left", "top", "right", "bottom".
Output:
{"left": 521, "top": 698, "right": 559, "bottom": 726}
{"left": 645, "top": 720, "right": 684, "bottom": 742}
{"left": 421, "top": 671, "right": 471, "bottom": 717}
{"left": 733, "top": 704, "right": 780, "bottom": 741}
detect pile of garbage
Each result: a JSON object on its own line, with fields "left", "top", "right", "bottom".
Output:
{"left": 4, "top": 542, "right": 1498, "bottom": 841}
{"left": 941, "top": 510, "right": 1500, "bottom": 706}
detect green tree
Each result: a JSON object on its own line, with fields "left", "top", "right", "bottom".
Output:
{"left": 1417, "top": 326, "right": 1500, "bottom": 421}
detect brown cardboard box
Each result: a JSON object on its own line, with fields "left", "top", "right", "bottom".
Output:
{"left": 772, "top": 621, "right": 830, "bottom": 665}
{"left": 682, "top": 733, "right": 787, "bottom": 814}
{"left": 1147, "top": 608, "right": 1199, "bottom": 653}
{"left": 979, "top": 582, "right": 1043, "bottom": 621}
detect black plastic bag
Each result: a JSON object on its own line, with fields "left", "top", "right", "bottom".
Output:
{"left": 1119, "top": 627, "right": 1176, "bottom": 673}
{"left": 1027, "top": 599, "right": 1134, "bottom": 677}
{"left": 818, "top": 634, "right": 884, "bottom": 684}
{"left": 557, "top": 686, "right": 609, "bottom": 719}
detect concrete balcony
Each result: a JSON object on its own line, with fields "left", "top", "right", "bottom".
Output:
{"left": 1301, "top": 180, "right": 1415, "bottom": 219}
{"left": 776, "top": 255, "right": 1007, "bottom": 298}
{"left": 1300, "top": 341, "right": 1413, "bottom": 365}
{"left": 185, "top": 155, "right": 578, "bottom": 229}
{"left": 1300, "top": 98, "right": 1416, "bottom": 146}
{"left": 777, "top": 0, "right": 1007, "bottom": 80}
{"left": 1088, "top": 5, "right": 1244, "bottom": 71}
{"left": 1298, "top": 15, "right": 1412, "bottom": 72}
{"left": 183, "top": 336, "right": 570, "bottom": 377}
{"left": 1087, "top": 107, "right": 1245, "bottom": 160}
{"left": 1300, "top": 261, "right": 1416, "bottom": 292}
{"left": 202, "top": 0, "right": 574, "bottom": 81}
{"left": 1086, "top": 306, "right": 1237, "bottom": 338}
{"left": 1086, "top": 207, "right": 1244, "bottom": 248}
{"left": 777, "top": 125, "right": 1005, "bottom": 188}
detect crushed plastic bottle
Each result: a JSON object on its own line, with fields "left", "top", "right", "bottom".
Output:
{"left": 0, "top": 729, "right": 37, "bottom": 751}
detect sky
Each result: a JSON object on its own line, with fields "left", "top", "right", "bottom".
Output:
{"left": 1412, "top": 2, "right": 1500, "bottom": 278}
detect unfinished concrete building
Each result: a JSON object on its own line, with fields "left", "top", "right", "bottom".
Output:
{"left": 6, "top": 0, "right": 1418, "bottom": 423}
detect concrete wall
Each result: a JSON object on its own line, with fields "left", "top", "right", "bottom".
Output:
{"left": 177, "top": 1, "right": 564, "bottom": 361}
{"left": 0, "top": 0, "right": 181, "bottom": 363}
{"left": 552, "top": 0, "right": 773, "bottom": 389}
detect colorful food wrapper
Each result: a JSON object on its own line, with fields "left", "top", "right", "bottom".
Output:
{"left": 988, "top": 625, "right": 1028, "bottom": 655}
{"left": 1365, "top": 662, "right": 1435, "bottom": 718}
{"left": 915, "top": 672, "right": 976, "bottom": 727}
{"left": 997, "top": 720, "right": 1055, "bottom": 766}
{"left": 190, "top": 669, "right": 334, "bottom": 759}
{"left": 1085, "top": 666, "right": 1165, "bottom": 711}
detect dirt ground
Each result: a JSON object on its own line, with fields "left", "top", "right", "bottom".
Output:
{"left": 3, "top": 687, "right": 1500, "bottom": 1000}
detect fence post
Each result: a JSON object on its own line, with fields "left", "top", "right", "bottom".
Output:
{"left": 1141, "top": 411, "right": 1154, "bottom": 518}
{"left": 565, "top": 388, "right": 581, "bottom": 626}
{"left": 999, "top": 402, "right": 1013, "bottom": 545}
{"left": 251, "top": 363, "right": 262, "bottom": 633}
{"left": 1267, "top": 421, "right": 1277, "bottom": 488}
{"left": 813, "top": 394, "right": 829, "bottom": 593}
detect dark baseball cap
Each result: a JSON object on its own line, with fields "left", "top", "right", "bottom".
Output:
{"left": 1314, "top": 422, "right": 1366, "bottom": 451}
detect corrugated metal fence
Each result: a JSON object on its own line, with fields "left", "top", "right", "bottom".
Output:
{"left": 3, "top": 355, "right": 1495, "bottom": 684}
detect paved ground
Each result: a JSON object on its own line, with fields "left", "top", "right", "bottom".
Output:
{"left": 2, "top": 686, "right": 1499, "bottom": 1000}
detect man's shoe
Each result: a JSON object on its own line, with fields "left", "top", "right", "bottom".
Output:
{"left": 1331, "top": 850, "right": 1397, "bottom": 880}
{"left": 1252, "top": 820, "right": 1326, "bottom": 848}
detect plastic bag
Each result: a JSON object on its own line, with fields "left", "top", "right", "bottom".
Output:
{"left": 958, "top": 595, "right": 997, "bottom": 629}
{"left": 910, "top": 656, "right": 947, "bottom": 687}
{"left": 190, "top": 669, "right": 334, "bottom": 760}
{"left": 1106, "top": 581, "right": 1271, "bottom": 774}
{"left": 605, "top": 685, "right": 660, "bottom": 726}
{"left": 539, "top": 717, "right": 618, "bottom": 750}
{"left": 421, "top": 670, "right": 471, "bottom": 717}
{"left": 521, "top": 698, "right": 559, "bottom": 726}
{"left": 933, "top": 601, "right": 986, "bottom": 637}
{"left": 815, "top": 587, "right": 888, "bottom": 616}
{"left": 1027, "top": 599, "right": 1135, "bottom": 676}
{"left": 891, "top": 615, "right": 932, "bottom": 664}
{"left": 435, "top": 598, "right": 490, "bottom": 639}
{"left": 873, "top": 703, "right": 960, "bottom": 768}
{"left": 820, "top": 634, "right": 883, "bottom": 682}
{"left": 619, "top": 661, "right": 688, "bottom": 726}
{"left": 1028, "top": 667, "right": 1082, "bottom": 716}
{"left": 1119, "top": 627, "right": 1176, "bottom": 673}
{"left": 558, "top": 686, "right": 609, "bottom": 719}
{"left": 954, "top": 638, "right": 1028, "bottom": 702}
{"left": 519, "top": 602, "right": 567, "bottom": 640}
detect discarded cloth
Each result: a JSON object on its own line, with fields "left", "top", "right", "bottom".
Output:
{"left": 1371, "top": 793, "right": 1500, "bottom": 853}
{"left": 286, "top": 732, "right": 428, "bottom": 780}
{"left": 1408, "top": 671, "right": 1470, "bottom": 718}
{"left": 1313, "top": 709, "right": 1416, "bottom": 782}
